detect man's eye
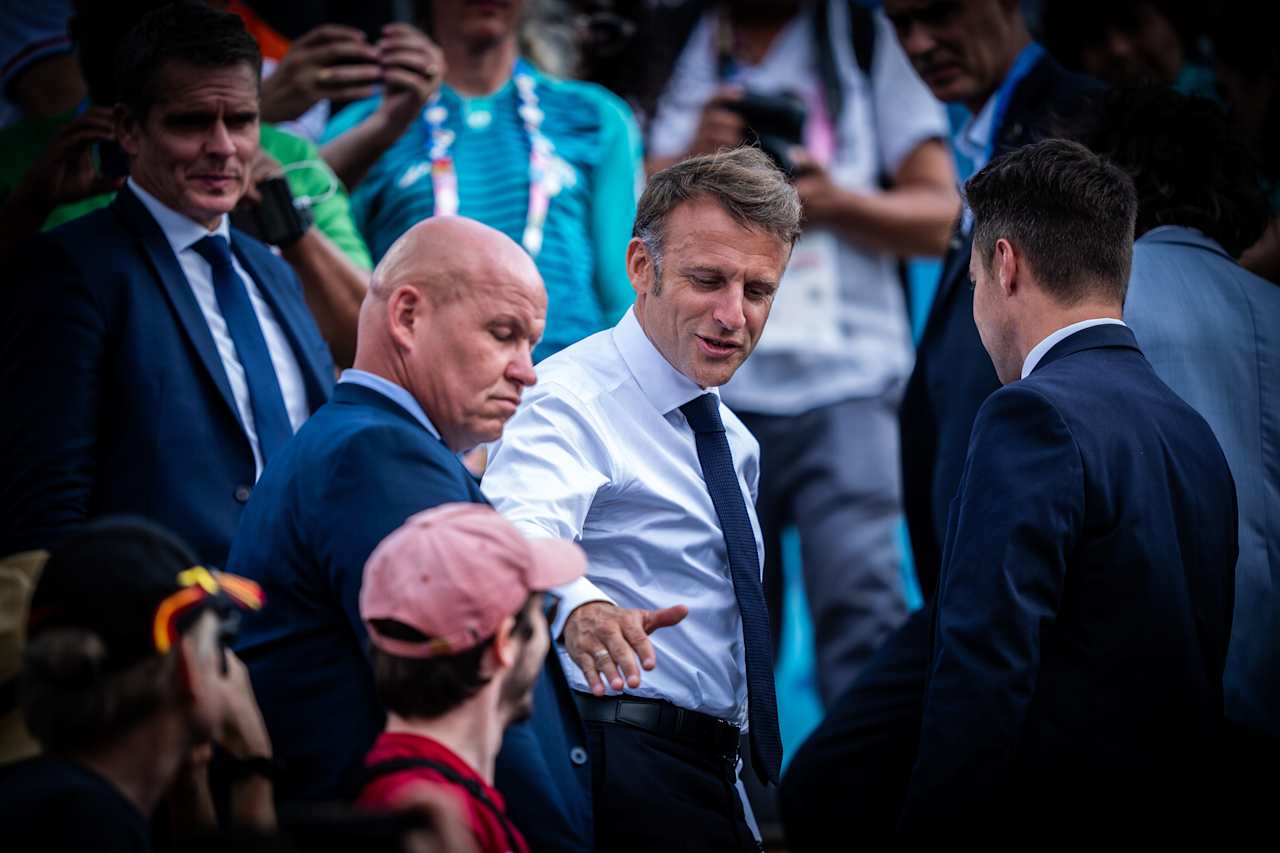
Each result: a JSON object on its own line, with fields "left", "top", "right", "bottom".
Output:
{"left": 492, "top": 328, "right": 514, "bottom": 341}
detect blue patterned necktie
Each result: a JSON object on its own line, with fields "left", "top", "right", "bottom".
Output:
{"left": 191, "top": 235, "right": 294, "bottom": 463}
{"left": 680, "top": 392, "right": 782, "bottom": 785}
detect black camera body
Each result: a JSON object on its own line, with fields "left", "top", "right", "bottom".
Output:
{"left": 725, "top": 90, "right": 807, "bottom": 175}
{"left": 231, "top": 176, "right": 313, "bottom": 248}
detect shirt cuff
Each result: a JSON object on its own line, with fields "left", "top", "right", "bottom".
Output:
{"left": 550, "top": 575, "right": 615, "bottom": 641}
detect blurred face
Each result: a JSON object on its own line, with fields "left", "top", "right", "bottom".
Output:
{"left": 118, "top": 60, "right": 259, "bottom": 229}
{"left": 431, "top": 0, "right": 524, "bottom": 47}
{"left": 969, "top": 244, "right": 1019, "bottom": 384}
{"left": 884, "top": 0, "right": 1024, "bottom": 109}
{"left": 498, "top": 594, "right": 549, "bottom": 725}
{"left": 1078, "top": 4, "right": 1183, "bottom": 87}
{"left": 406, "top": 270, "right": 545, "bottom": 451}
{"left": 631, "top": 199, "right": 789, "bottom": 388}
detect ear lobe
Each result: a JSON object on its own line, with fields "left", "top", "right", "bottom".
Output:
{"left": 626, "top": 238, "right": 652, "bottom": 297}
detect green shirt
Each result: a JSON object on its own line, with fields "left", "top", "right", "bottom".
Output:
{"left": 0, "top": 114, "right": 372, "bottom": 270}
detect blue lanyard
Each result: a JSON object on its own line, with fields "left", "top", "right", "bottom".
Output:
{"left": 985, "top": 42, "right": 1045, "bottom": 163}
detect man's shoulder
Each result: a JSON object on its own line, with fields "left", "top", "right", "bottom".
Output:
{"left": 527, "top": 327, "right": 629, "bottom": 407}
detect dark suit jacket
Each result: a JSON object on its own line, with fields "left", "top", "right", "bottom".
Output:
{"left": 229, "top": 382, "right": 594, "bottom": 850}
{"left": 901, "top": 325, "right": 1237, "bottom": 830}
{"left": 900, "top": 56, "right": 1104, "bottom": 598}
{"left": 0, "top": 187, "right": 334, "bottom": 565}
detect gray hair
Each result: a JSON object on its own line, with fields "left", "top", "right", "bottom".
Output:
{"left": 634, "top": 146, "right": 802, "bottom": 281}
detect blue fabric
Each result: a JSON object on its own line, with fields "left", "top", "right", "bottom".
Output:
{"left": 680, "top": 393, "right": 781, "bottom": 785}
{"left": 338, "top": 368, "right": 440, "bottom": 437}
{"left": 900, "top": 55, "right": 1105, "bottom": 598}
{"left": 1124, "top": 226, "right": 1280, "bottom": 737}
{"left": 228, "top": 382, "right": 593, "bottom": 850}
{"left": 192, "top": 235, "right": 294, "bottom": 462}
{"left": 324, "top": 66, "right": 641, "bottom": 360}
{"left": 902, "top": 324, "right": 1237, "bottom": 826}
{"left": 0, "top": 187, "right": 335, "bottom": 565}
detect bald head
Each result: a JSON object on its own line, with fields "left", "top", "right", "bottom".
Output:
{"left": 354, "top": 216, "right": 547, "bottom": 451}
{"left": 366, "top": 216, "right": 543, "bottom": 307}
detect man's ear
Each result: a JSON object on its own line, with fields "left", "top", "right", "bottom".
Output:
{"left": 386, "top": 284, "right": 426, "bottom": 353}
{"left": 626, "top": 237, "right": 655, "bottom": 298}
{"left": 114, "top": 104, "right": 140, "bottom": 157}
{"left": 484, "top": 614, "right": 518, "bottom": 677}
{"left": 994, "top": 237, "right": 1019, "bottom": 298}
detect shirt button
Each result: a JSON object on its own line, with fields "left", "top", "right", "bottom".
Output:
{"left": 569, "top": 746, "right": 588, "bottom": 766}
{"left": 234, "top": 485, "right": 252, "bottom": 503}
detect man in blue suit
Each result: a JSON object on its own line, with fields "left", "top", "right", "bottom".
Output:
{"left": 900, "top": 139, "right": 1237, "bottom": 834}
{"left": 0, "top": 2, "right": 334, "bottom": 566}
{"left": 228, "top": 215, "right": 594, "bottom": 851}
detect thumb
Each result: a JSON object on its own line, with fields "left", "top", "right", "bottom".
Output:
{"left": 642, "top": 604, "right": 689, "bottom": 634}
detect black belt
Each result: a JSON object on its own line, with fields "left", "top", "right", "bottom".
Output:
{"left": 573, "top": 692, "right": 740, "bottom": 763}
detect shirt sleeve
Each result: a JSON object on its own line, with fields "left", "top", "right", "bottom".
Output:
{"left": 588, "top": 88, "right": 643, "bottom": 324}
{"left": 868, "top": 9, "right": 949, "bottom": 177}
{"left": 900, "top": 384, "right": 1083, "bottom": 827}
{"left": 483, "top": 383, "right": 618, "bottom": 635}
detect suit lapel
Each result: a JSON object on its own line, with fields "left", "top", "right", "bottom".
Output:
{"left": 230, "top": 233, "right": 331, "bottom": 410}
{"left": 114, "top": 188, "right": 244, "bottom": 429}
{"left": 918, "top": 231, "right": 973, "bottom": 348}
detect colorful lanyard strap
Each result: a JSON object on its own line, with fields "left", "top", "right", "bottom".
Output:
{"left": 421, "top": 58, "right": 554, "bottom": 257}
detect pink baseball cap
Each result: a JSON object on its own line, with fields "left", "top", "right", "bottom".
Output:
{"left": 360, "top": 503, "right": 586, "bottom": 659}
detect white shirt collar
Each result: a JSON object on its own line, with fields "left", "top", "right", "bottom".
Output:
{"left": 612, "top": 307, "right": 717, "bottom": 416}
{"left": 1021, "top": 317, "right": 1126, "bottom": 379}
{"left": 127, "top": 177, "right": 228, "bottom": 256}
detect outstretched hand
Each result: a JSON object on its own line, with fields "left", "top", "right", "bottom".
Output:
{"left": 563, "top": 601, "right": 689, "bottom": 695}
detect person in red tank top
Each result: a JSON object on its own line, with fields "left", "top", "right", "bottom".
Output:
{"left": 353, "top": 503, "right": 586, "bottom": 853}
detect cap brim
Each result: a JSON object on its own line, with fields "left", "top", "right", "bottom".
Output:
{"left": 524, "top": 538, "right": 588, "bottom": 590}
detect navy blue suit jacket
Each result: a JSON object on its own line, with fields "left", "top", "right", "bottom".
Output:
{"left": 0, "top": 187, "right": 334, "bottom": 564}
{"left": 900, "top": 56, "right": 1104, "bottom": 598}
{"left": 901, "top": 325, "right": 1237, "bottom": 828}
{"left": 230, "top": 382, "right": 593, "bottom": 850}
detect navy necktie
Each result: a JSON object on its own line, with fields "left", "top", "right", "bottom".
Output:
{"left": 192, "top": 235, "right": 294, "bottom": 464}
{"left": 680, "top": 392, "right": 782, "bottom": 785}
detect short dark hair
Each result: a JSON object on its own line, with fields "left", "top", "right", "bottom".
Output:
{"left": 634, "top": 146, "right": 802, "bottom": 281}
{"left": 1084, "top": 87, "right": 1269, "bottom": 257}
{"left": 371, "top": 597, "right": 537, "bottom": 720}
{"left": 114, "top": 1, "right": 262, "bottom": 119}
{"left": 965, "top": 138, "right": 1137, "bottom": 305}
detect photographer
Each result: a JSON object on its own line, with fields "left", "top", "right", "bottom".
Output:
{"left": 645, "top": 0, "right": 957, "bottom": 721}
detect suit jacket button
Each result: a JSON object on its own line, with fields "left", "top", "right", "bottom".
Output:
{"left": 569, "top": 746, "right": 588, "bottom": 766}
{"left": 234, "top": 485, "right": 252, "bottom": 503}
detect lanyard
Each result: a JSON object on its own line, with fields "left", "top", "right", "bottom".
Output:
{"left": 421, "top": 58, "right": 554, "bottom": 257}
{"left": 984, "top": 41, "right": 1045, "bottom": 163}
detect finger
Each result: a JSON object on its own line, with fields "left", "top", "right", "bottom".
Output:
{"left": 642, "top": 604, "right": 689, "bottom": 634}
{"left": 619, "top": 617, "right": 657, "bottom": 674}
{"left": 710, "top": 85, "right": 744, "bottom": 105}
{"left": 320, "top": 83, "right": 380, "bottom": 103}
{"left": 603, "top": 628, "right": 643, "bottom": 689}
{"left": 315, "top": 63, "right": 383, "bottom": 87}
{"left": 382, "top": 68, "right": 435, "bottom": 101}
{"left": 571, "top": 650, "right": 605, "bottom": 696}
{"left": 295, "top": 23, "right": 370, "bottom": 47}
{"left": 381, "top": 22, "right": 436, "bottom": 45}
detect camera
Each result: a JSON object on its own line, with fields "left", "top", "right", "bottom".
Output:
{"left": 231, "top": 176, "right": 313, "bottom": 247}
{"left": 724, "top": 90, "right": 807, "bottom": 175}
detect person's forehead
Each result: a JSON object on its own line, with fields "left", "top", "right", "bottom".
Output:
{"left": 665, "top": 199, "right": 786, "bottom": 258}
{"left": 151, "top": 59, "right": 259, "bottom": 104}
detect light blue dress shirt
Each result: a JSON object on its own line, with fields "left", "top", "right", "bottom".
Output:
{"left": 482, "top": 308, "right": 764, "bottom": 727}
{"left": 338, "top": 368, "right": 441, "bottom": 440}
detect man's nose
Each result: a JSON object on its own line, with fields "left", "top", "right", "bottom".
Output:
{"left": 712, "top": 286, "right": 746, "bottom": 332}
{"left": 205, "top": 119, "right": 235, "bottom": 156}
{"left": 506, "top": 343, "right": 537, "bottom": 387}
{"left": 899, "top": 20, "right": 937, "bottom": 58}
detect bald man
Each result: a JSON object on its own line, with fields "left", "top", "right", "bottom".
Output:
{"left": 227, "top": 216, "right": 547, "bottom": 802}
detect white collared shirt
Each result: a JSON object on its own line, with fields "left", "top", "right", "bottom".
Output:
{"left": 483, "top": 308, "right": 763, "bottom": 726}
{"left": 1021, "top": 317, "right": 1127, "bottom": 379}
{"left": 128, "top": 179, "right": 309, "bottom": 479}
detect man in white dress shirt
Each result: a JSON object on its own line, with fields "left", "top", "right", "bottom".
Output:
{"left": 483, "top": 146, "right": 801, "bottom": 852}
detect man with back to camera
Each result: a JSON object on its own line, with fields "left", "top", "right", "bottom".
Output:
{"left": 483, "top": 146, "right": 802, "bottom": 852}
{"left": 901, "top": 138, "right": 1236, "bottom": 835}
{"left": 355, "top": 503, "right": 588, "bottom": 853}
{"left": 782, "top": 2, "right": 1104, "bottom": 840}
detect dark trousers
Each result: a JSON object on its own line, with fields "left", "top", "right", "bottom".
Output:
{"left": 779, "top": 604, "right": 932, "bottom": 849}
{"left": 583, "top": 718, "right": 759, "bottom": 853}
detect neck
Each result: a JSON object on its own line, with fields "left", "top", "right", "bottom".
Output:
{"left": 727, "top": 9, "right": 796, "bottom": 66}
{"left": 385, "top": 695, "right": 506, "bottom": 785}
{"left": 73, "top": 713, "right": 190, "bottom": 818}
{"left": 1017, "top": 301, "right": 1124, "bottom": 366}
{"left": 441, "top": 34, "right": 520, "bottom": 97}
{"left": 964, "top": 29, "right": 1034, "bottom": 114}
